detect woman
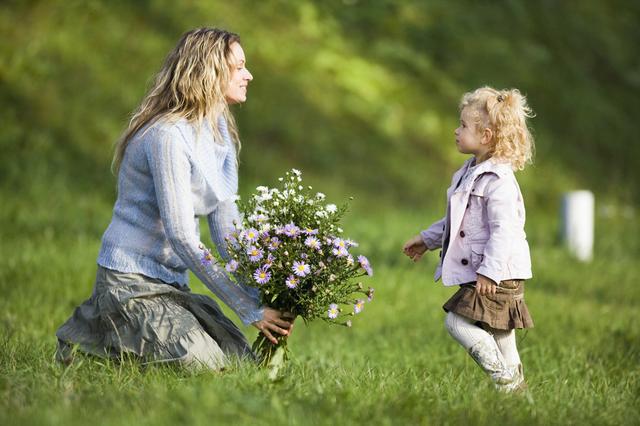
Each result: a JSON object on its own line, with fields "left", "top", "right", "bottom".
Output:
{"left": 56, "top": 28, "right": 293, "bottom": 370}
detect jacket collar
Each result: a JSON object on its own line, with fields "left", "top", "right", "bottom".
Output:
{"left": 465, "top": 156, "right": 512, "bottom": 178}
{"left": 453, "top": 157, "right": 512, "bottom": 193}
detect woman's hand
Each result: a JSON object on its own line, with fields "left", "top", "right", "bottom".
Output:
{"left": 402, "top": 235, "right": 428, "bottom": 262}
{"left": 252, "top": 307, "right": 295, "bottom": 344}
{"left": 475, "top": 274, "right": 497, "bottom": 296}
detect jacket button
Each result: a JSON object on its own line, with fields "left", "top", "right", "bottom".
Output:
{"left": 461, "top": 259, "right": 469, "bottom": 265}
{"left": 471, "top": 188, "right": 475, "bottom": 192}
{"left": 459, "top": 230, "right": 465, "bottom": 238}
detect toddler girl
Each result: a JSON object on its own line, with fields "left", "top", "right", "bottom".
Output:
{"left": 403, "top": 87, "right": 535, "bottom": 392}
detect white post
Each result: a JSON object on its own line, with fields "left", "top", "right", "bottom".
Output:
{"left": 561, "top": 191, "right": 594, "bottom": 262}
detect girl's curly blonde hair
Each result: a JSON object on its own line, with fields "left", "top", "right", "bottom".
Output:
{"left": 459, "top": 86, "right": 535, "bottom": 170}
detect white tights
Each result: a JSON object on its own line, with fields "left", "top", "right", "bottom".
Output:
{"left": 445, "top": 311, "right": 522, "bottom": 383}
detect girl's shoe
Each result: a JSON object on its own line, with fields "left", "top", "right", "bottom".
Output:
{"left": 496, "top": 364, "right": 528, "bottom": 394}
{"left": 467, "top": 336, "right": 514, "bottom": 384}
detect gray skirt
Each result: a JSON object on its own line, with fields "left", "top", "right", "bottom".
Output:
{"left": 56, "top": 266, "right": 255, "bottom": 370}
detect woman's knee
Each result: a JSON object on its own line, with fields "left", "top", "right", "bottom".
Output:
{"left": 174, "top": 331, "right": 227, "bottom": 371}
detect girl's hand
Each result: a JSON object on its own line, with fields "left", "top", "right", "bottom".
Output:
{"left": 475, "top": 274, "right": 497, "bottom": 296}
{"left": 252, "top": 308, "right": 295, "bottom": 344}
{"left": 402, "top": 235, "right": 428, "bottom": 262}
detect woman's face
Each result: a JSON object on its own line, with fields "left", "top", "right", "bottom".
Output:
{"left": 225, "top": 42, "right": 253, "bottom": 104}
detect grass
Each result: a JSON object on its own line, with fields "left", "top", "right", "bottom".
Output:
{"left": 1, "top": 190, "right": 639, "bottom": 425}
{"left": 2, "top": 1, "right": 639, "bottom": 423}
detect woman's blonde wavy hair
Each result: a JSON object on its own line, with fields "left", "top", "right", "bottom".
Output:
{"left": 112, "top": 28, "right": 242, "bottom": 174}
{"left": 459, "top": 86, "right": 535, "bottom": 170}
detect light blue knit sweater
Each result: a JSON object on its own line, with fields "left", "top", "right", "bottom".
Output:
{"left": 97, "top": 116, "right": 263, "bottom": 325}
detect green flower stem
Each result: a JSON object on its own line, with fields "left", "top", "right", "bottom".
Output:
{"left": 252, "top": 333, "right": 289, "bottom": 378}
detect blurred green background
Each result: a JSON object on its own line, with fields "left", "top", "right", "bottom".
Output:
{"left": 1, "top": 1, "right": 640, "bottom": 425}
{"left": 2, "top": 0, "right": 639, "bottom": 214}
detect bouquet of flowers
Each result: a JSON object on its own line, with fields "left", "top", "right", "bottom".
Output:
{"left": 215, "top": 169, "right": 374, "bottom": 371}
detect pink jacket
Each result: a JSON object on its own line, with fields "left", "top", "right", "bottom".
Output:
{"left": 421, "top": 158, "right": 532, "bottom": 286}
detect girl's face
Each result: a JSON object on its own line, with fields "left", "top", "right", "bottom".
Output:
{"left": 225, "top": 42, "right": 253, "bottom": 105}
{"left": 454, "top": 107, "right": 492, "bottom": 161}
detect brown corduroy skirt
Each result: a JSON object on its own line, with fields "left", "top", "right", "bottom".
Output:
{"left": 442, "top": 280, "right": 534, "bottom": 330}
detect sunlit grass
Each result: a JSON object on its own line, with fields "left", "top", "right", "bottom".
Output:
{"left": 1, "top": 191, "right": 639, "bottom": 425}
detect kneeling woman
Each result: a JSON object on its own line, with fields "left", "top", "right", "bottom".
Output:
{"left": 56, "top": 28, "right": 292, "bottom": 370}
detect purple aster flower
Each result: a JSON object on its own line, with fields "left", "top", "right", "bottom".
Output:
{"left": 303, "top": 228, "right": 319, "bottom": 235}
{"left": 252, "top": 214, "right": 268, "bottom": 224}
{"left": 333, "top": 238, "right": 347, "bottom": 249}
{"left": 358, "top": 255, "right": 373, "bottom": 276}
{"left": 354, "top": 299, "right": 365, "bottom": 314}
{"left": 283, "top": 222, "right": 300, "bottom": 237}
{"left": 332, "top": 246, "right": 349, "bottom": 258}
{"left": 200, "top": 247, "right": 214, "bottom": 266}
{"left": 224, "top": 232, "right": 238, "bottom": 245}
{"left": 247, "top": 246, "right": 264, "bottom": 262}
{"left": 367, "top": 287, "right": 375, "bottom": 302}
{"left": 292, "top": 260, "right": 311, "bottom": 277}
{"left": 345, "top": 239, "right": 359, "bottom": 248}
{"left": 225, "top": 259, "right": 239, "bottom": 273}
{"left": 253, "top": 267, "right": 271, "bottom": 285}
{"left": 285, "top": 275, "right": 298, "bottom": 289}
{"left": 264, "top": 253, "right": 275, "bottom": 268}
{"left": 304, "top": 236, "right": 321, "bottom": 251}
{"left": 328, "top": 303, "right": 339, "bottom": 319}
{"left": 260, "top": 230, "right": 271, "bottom": 240}
{"left": 244, "top": 228, "right": 260, "bottom": 243}
{"left": 268, "top": 237, "right": 281, "bottom": 251}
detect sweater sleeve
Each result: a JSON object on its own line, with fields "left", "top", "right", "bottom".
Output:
{"left": 207, "top": 199, "right": 264, "bottom": 321}
{"left": 145, "top": 128, "right": 263, "bottom": 325}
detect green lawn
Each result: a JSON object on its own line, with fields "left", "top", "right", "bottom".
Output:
{"left": 2, "top": 1, "right": 639, "bottom": 424}
{"left": 1, "top": 194, "right": 638, "bottom": 426}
